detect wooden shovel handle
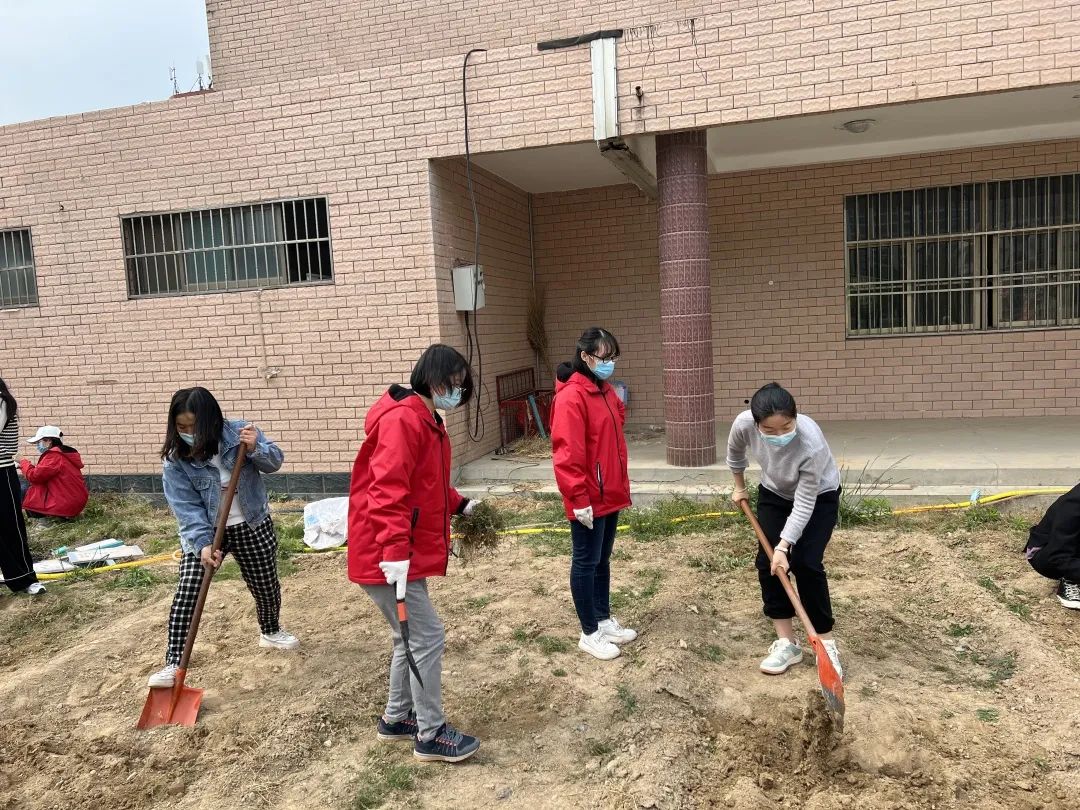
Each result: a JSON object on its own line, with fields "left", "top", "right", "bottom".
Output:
{"left": 738, "top": 498, "right": 823, "bottom": 643}
{"left": 177, "top": 443, "right": 249, "bottom": 671}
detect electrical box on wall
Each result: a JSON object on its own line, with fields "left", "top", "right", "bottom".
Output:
{"left": 453, "top": 264, "right": 486, "bottom": 311}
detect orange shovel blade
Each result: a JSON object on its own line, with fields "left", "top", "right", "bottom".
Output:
{"left": 136, "top": 671, "right": 205, "bottom": 729}
{"left": 806, "top": 636, "right": 846, "bottom": 731}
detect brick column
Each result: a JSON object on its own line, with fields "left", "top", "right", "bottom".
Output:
{"left": 656, "top": 130, "right": 715, "bottom": 467}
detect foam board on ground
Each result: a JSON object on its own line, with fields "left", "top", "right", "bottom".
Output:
{"left": 67, "top": 546, "right": 144, "bottom": 565}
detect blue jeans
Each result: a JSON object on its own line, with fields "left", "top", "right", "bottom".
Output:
{"left": 569, "top": 511, "right": 620, "bottom": 635}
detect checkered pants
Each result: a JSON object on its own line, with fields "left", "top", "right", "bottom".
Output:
{"left": 164, "top": 516, "right": 281, "bottom": 665}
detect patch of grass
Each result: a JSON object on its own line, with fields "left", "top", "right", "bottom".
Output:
{"left": 100, "top": 567, "right": 167, "bottom": 593}
{"left": 615, "top": 684, "right": 637, "bottom": 719}
{"left": 946, "top": 623, "right": 975, "bottom": 637}
{"left": 535, "top": 635, "right": 570, "bottom": 655}
{"left": 213, "top": 560, "right": 244, "bottom": 581}
{"left": 977, "top": 576, "right": 1034, "bottom": 621}
{"left": 25, "top": 495, "right": 177, "bottom": 560}
{"left": 492, "top": 643, "right": 514, "bottom": 655}
{"left": 977, "top": 652, "right": 1018, "bottom": 689}
{"left": 838, "top": 459, "right": 902, "bottom": 528}
{"left": 512, "top": 626, "right": 534, "bottom": 644}
{"left": 609, "top": 568, "right": 664, "bottom": 614}
{"left": 975, "top": 708, "right": 1000, "bottom": 723}
{"left": 694, "top": 644, "right": 726, "bottom": 663}
{"left": 624, "top": 496, "right": 731, "bottom": 541}
{"left": 530, "top": 582, "right": 548, "bottom": 597}
{"left": 552, "top": 668, "right": 567, "bottom": 677}
{"left": 0, "top": 586, "right": 103, "bottom": 643}
{"left": 350, "top": 748, "right": 424, "bottom": 809}
{"left": 464, "top": 596, "right": 492, "bottom": 611}
{"left": 584, "top": 739, "right": 612, "bottom": 757}
{"left": 276, "top": 556, "right": 299, "bottom": 578}
{"left": 521, "top": 532, "right": 572, "bottom": 557}
{"left": 687, "top": 546, "right": 754, "bottom": 573}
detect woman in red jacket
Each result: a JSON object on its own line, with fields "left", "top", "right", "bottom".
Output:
{"left": 19, "top": 425, "right": 89, "bottom": 519}
{"left": 551, "top": 327, "right": 634, "bottom": 661}
{"left": 348, "top": 344, "right": 482, "bottom": 764}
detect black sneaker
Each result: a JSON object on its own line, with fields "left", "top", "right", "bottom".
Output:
{"left": 1058, "top": 579, "right": 1080, "bottom": 610}
{"left": 376, "top": 711, "right": 418, "bottom": 742}
{"left": 413, "top": 723, "right": 480, "bottom": 763}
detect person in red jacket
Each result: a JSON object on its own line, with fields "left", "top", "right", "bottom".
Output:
{"left": 348, "top": 344, "right": 482, "bottom": 764}
{"left": 19, "top": 425, "right": 89, "bottom": 519}
{"left": 551, "top": 327, "right": 635, "bottom": 661}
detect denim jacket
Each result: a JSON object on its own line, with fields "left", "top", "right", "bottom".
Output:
{"left": 162, "top": 419, "right": 284, "bottom": 555}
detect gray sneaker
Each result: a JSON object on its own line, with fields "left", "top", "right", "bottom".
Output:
{"left": 760, "top": 639, "right": 803, "bottom": 675}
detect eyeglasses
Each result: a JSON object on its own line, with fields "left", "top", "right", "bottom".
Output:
{"left": 588, "top": 353, "right": 618, "bottom": 362}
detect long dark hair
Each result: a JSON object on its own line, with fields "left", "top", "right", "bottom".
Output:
{"left": 0, "top": 377, "right": 17, "bottom": 424}
{"left": 160, "top": 387, "right": 225, "bottom": 461}
{"left": 571, "top": 327, "right": 620, "bottom": 381}
{"left": 750, "top": 382, "right": 798, "bottom": 423}
{"left": 409, "top": 344, "right": 474, "bottom": 406}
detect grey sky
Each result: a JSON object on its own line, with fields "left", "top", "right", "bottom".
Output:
{"left": 0, "top": 0, "right": 211, "bottom": 127}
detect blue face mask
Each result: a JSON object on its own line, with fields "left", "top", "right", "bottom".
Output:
{"left": 36, "top": 442, "right": 49, "bottom": 454}
{"left": 433, "top": 387, "right": 463, "bottom": 411}
{"left": 593, "top": 360, "right": 616, "bottom": 380}
{"left": 761, "top": 429, "right": 797, "bottom": 447}
{"left": 179, "top": 432, "right": 196, "bottom": 446}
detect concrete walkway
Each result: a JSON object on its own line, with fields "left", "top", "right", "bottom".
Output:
{"left": 456, "top": 417, "right": 1080, "bottom": 506}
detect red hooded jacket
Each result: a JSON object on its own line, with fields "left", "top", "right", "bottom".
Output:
{"left": 348, "top": 386, "right": 467, "bottom": 585}
{"left": 19, "top": 446, "right": 89, "bottom": 518}
{"left": 550, "top": 364, "right": 631, "bottom": 521}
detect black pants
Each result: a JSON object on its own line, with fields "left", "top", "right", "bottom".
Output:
{"left": 755, "top": 485, "right": 839, "bottom": 635}
{"left": 0, "top": 466, "right": 38, "bottom": 592}
{"left": 164, "top": 517, "right": 282, "bottom": 664}
{"left": 569, "top": 511, "right": 619, "bottom": 635}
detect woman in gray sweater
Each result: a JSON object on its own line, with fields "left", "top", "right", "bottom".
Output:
{"left": 727, "top": 383, "right": 841, "bottom": 678}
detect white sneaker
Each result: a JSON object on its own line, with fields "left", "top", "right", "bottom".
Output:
{"left": 821, "top": 639, "right": 843, "bottom": 680}
{"left": 24, "top": 582, "right": 46, "bottom": 595}
{"left": 599, "top": 617, "right": 638, "bottom": 645}
{"left": 579, "top": 630, "right": 620, "bottom": 661}
{"left": 147, "top": 663, "right": 179, "bottom": 688}
{"left": 760, "top": 639, "right": 803, "bottom": 675}
{"left": 259, "top": 630, "right": 299, "bottom": 650}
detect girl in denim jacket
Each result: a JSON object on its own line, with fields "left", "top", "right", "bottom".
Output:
{"left": 146, "top": 387, "right": 298, "bottom": 688}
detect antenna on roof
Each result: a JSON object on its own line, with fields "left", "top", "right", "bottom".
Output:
{"left": 170, "top": 66, "right": 179, "bottom": 95}
{"left": 195, "top": 59, "right": 205, "bottom": 91}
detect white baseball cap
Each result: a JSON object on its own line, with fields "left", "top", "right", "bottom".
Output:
{"left": 26, "top": 425, "right": 63, "bottom": 444}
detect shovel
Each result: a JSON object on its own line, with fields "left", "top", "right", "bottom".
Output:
{"left": 137, "top": 443, "right": 248, "bottom": 729}
{"left": 738, "top": 499, "right": 846, "bottom": 731}
{"left": 396, "top": 577, "right": 424, "bottom": 689}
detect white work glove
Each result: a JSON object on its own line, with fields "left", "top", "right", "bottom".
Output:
{"left": 573, "top": 505, "right": 594, "bottom": 530}
{"left": 463, "top": 499, "right": 480, "bottom": 516}
{"left": 379, "top": 559, "right": 410, "bottom": 600}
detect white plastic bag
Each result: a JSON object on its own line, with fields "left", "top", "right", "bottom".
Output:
{"left": 303, "top": 497, "right": 349, "bottom": 549}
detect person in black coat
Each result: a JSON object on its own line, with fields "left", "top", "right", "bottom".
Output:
{"left": 1025, "top": 483, "right": 1080, "bottom": 610}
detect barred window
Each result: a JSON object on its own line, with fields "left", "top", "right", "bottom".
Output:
{"left": 845, "top": 174, "right": 1080, "bottom": 336}
{"left": 0, "top": 228, "right": 38, "bottom": 308}
{"left": 122, "top": 198, "right": 332, "bottom": 298}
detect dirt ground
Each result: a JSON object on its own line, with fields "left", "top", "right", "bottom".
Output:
{"left": 1, "top": 498, "right": 1078, "bottom": 810}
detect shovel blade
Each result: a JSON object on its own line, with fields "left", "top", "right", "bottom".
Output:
{"left": 137, "top": 682, "right": 205, "bottom": 729}
{"left": 807, "top": 636, "right": 845, "bottom": 731}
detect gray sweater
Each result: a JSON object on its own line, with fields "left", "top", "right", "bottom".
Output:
{"left": 726, "top": 410, "right": 840, "bottom": 544}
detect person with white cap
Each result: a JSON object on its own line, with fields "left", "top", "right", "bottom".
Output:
{"left": 0, "top": 376, "right": 45, "bottom": 595}
{"left": 19, "top": 424, "right": 89, "bottom": 520}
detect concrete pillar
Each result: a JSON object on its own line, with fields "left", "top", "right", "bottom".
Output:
{"left": 656, "top": 130, "right": 716, "bottom": 467}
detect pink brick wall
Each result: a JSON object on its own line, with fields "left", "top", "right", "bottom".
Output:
{"left": 536, "top": 137, "right": 1080, "bottom": 424}
{"left": 429, "top": 159, "right": 535, "bottom": 462}
{"left": 207, "top": 0, "right": 1080, "bottom": 127}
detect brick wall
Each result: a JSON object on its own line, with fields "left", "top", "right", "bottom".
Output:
{"left": 429, "top": 159, "right": 535, "bottom": 463}
{"left": 535, "top": 137, "right": 1080, "bottom": 424}
{"left": 207, "top": 0, "right": 1080, "bottom": 128}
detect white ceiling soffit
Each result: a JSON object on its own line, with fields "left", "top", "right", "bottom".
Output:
{"left": 471, "top": 84, "right": 1080, "bottom": 193}
{"left": 470, "top": 142, "right": 627, "bottom": 194}
{"left": 633, "top": 83, "right": 1080, "bottom": 176}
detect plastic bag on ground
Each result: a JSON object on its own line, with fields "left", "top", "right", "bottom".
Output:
{"left": 303, "top": 497, "right": 349, "bottom": 549}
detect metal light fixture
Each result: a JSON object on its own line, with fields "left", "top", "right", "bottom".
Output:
{"left": 840, "top": 118, "right": 876, "bottom": 134}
